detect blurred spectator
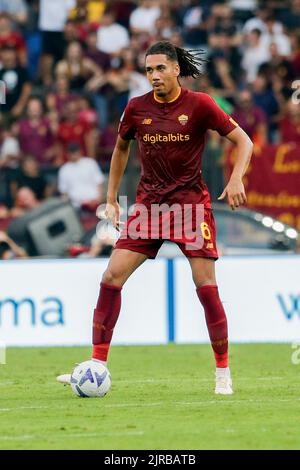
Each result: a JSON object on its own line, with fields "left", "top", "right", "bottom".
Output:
{"left": 0, "top": 230, "right": 27, "bottom": 259}
{"left": 0, "top": 12, "right": 27, "bottom": 66}
{"left": 98, "top": 117, "right": 118, "bottom": 172}
{"left": 153, "top": 14, "right": 177, "bottom": 42}
{"left": 55, "top": 40, "right": 107, "bottom": 127}
{"left": 57, "top": 100, "right": 96, "bottom": 160}
{"left": 128, "top": 68, "right": 152, "bottom": 100}
{"left": 55, "top": 40, "right": 105, "bottom": 94}
{"left": 84, "top": 29, "right": 112, "bottom": 128}
{"left": 10, "top": 154, "right": 51, "bottom": 201}
{"left": 120, "top": 47, "right": 152, "bottom": 99}
{"left": 124, "top": 44, "right": 142, "bottom": 72}
{"left": 10, "top": 186, "right": 40, "bottom": 217}
{"left": 38, "top": 0, "right": 76, "bottom": 85}
{"left": 181, "top": 1, "right": 209, "bottom": 47}
{"left": 69, "top": 0, "right": 104, "bottom": 23}
{"left": 0, "top": 204, "right": 9, "bottom": 218}
{"left": 58, "top": 142, "right": 105, "bottom": 209}
{"left": 168, "top": 30, "right": 185, "bottom": 48}
{"left": 1, "top": 0, "right": 300, "bottom": 253}
{"left": 202, "top": 132, "right": 225, "bottom": 202}
{"left": 210, "top": 88, "right": 234, "bottom": 115}
{"left": 243, "top": 5, "right": 283, "bottom": 35}
{"left": 69, "top": 0, "right": 89, "bottom": 23}
{"left": 242, "top": 29, "right": 270, "bottom": 83}
{"left": 209, "top": 3, "right": 238, "bottom": 39}
{"left": 290, "top": 35, "right": 300, "bottom": 78}
{"left": 0, "top": 0, "right": 28, "bottom": 26}
{"left": 105, "top": 60, "right": 130, "bottom": 115}
{"left": 14, "top": 96, "right": 57, "bottom": 166}
{"left": 232, "top": 89, "right": 268, "bottom": 146}
{"left": 252, "top": 74, "right": 279, "bottom": 140}
{"left": 63, "top": 18, "right": 81, "bottom": 44}
{"left": 46, "top": 76, "right": 77, "bottom": 117}
{"left": 264, "top": 13, "right": 291, "bottom": 57}
{"left": 279, "top": 99, "right": 300, "bottom": 144}
{"left": 85, "top": 0, "right": 106, "bottom": 23}
{"left": 242, "top": 10, "right": 291, "bottom": 84}
{"left": 86, "top": 234, "right": 114, "bottom": 257}
{"left": 77, "top": 95, "right": 98, "bottom": 127}
{"left": 68, "top": 232, "right": 115, "bottom": 258}
{"left": 278, "top": 0, "right": 300, "bottom": 31}
{"left": 23, "top": 0, "right": 42, "bottom": 81}
{"left": 111, "top": 1, "right": 136, "bottom": 29}
{"left": 229, "top": 0, "right": 257, "bottom": 18}
{"left": 0, "top": 121, "right": 20, "bottom": 168}
{"left": 129, "top": 0, "right": 161, "bottom": 35}
{"left": 259, "top": 42, "right": 294, "bottom": 86}
{"left": 85, "top": 29, "right": 111, "bottom": 71}
{"left": 207, "top": 32, "right": 242, "bottom": 97}
{"left": 0, "top": 45, "right": 31, "bottom": 117}
{"left": 96, "top": 9, "right": 130, "bottom": 55}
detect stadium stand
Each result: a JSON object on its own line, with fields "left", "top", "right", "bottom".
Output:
{"left": 1, "top": 0, "right": 300, "bottom": 253}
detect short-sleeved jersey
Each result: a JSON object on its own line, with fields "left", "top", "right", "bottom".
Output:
{"left": 119, "top": 87, "right": 238, "bottom": 208}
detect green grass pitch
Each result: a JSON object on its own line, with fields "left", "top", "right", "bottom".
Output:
{"left": 0, "top": 344, "right": 299, "bottom": 450}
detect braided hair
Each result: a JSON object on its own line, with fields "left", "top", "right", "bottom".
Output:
{"left": 145, "top": 41, "right": 205, "bottom": 78}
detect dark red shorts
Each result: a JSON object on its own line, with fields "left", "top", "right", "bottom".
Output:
{"left": 115, "top": 207, "right": 218, "bottom": 260}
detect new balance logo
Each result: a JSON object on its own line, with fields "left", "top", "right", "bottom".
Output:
{"left": 142, "top": 118, "right": 152, "bottom": 125}
{"left": 277, "top": 294, "right": 300, "bottom": 320}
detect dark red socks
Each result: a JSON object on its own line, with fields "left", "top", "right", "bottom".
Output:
{"left": 92, "top": 282, "right": 122, "bottom": 362}
{"left": 197, "top": 285, "right": 228, "bottom": 368}
{"left": 92, "top": 282, "right": 228, "bottom": 367}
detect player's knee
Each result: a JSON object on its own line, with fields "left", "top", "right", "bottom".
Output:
{"left": 102, "top": 269, "right": 124, "bottom": 287}
{"left": 194, "top": 278, "right": 217, "bottom": 289}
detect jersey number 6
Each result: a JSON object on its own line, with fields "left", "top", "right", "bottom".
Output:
{"left": 200, "top": 222, "right": 211, "bottom": 240}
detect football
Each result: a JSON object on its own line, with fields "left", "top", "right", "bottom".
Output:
{"left": 70, "top": 360, "right": 111, "bottom": 398}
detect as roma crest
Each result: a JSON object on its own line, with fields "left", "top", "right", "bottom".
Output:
{"left": 178, "top": 114, "right": 189, "bottom": 126}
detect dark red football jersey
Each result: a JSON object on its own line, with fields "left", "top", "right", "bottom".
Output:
{"left": 119, "top": 87, "right": 238, "bottom": 208}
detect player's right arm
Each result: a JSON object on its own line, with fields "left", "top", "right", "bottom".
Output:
{"left": 105, "top": 135, "right": 132, "bottom": 229}
{"left": 105, "top": 99, "right": 136, "bottom": 229}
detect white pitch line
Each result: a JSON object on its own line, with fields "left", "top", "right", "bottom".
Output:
{"left": 0, "top": 406, "right": 49, "bottom": 412}
{"left": 103, "top": 402, "right": 163, "bottom": 408}
{"left": 255, "top": 377, "right": 284, "bottom": 381}
{"left": 0, "top": 376, "right": 289, "bottom": 389}
{"left": 72, "top": 397, "right": 300, "bottom": 408}
{"left": 0, "top": 396, "right": 299, "bottom": 414}
{"left": 0, "top": 382, "right": 15, "bottom": 387}
{"left": 61, "top": 431, "right": 145, "bottom": 439}
{"left": 0, "top": 431, "right": 145, "bottom": 442}
{"left": 117, "top": 378, "right": 213, "bottom": 384}
{"left": 104, "top": 397, "right": 300, "bottom": 408}
{"left": 0, "top": 435, "right": 33, "bottom": 442}
{"left": 117, "top": 376, "right": 286, "bottom": 384}
{"left": 174, "top": 398, "right": 300, "bottom": 406}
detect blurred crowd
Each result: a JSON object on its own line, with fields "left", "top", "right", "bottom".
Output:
{"left": 1, "top": 0, "right": 300, "bottom": 257}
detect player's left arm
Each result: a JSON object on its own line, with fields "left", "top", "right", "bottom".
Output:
{"left": 218, "top": 126, "right": 253, "bottom": 210}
